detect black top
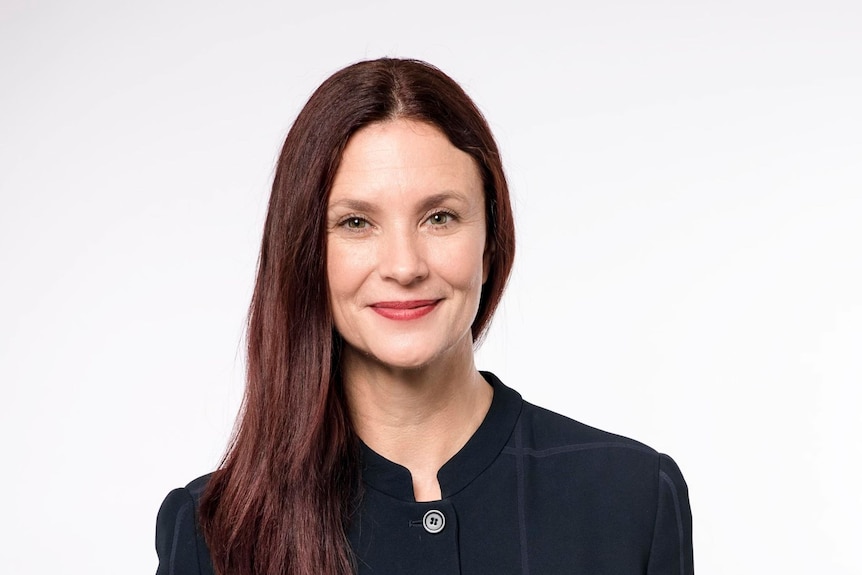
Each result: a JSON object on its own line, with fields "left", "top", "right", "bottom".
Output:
{"left": 156, "top": 373, "right": 694, "bottom": 574}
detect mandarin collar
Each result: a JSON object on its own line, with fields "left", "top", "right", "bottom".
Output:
{"left": 358, "top": 371, "right": 523, "bottom": 502}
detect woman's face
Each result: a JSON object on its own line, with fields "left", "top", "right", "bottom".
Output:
{"left": 326, "top": 119, "right": 489, "bottom": 372}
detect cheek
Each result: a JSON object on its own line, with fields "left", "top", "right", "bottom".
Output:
{"left": 326, "top": 243, "right": 354, "bottom": 299}
{"left": 433, "top": 238, "right": 487, "bottom": 294}
{"left": 327, "top": 240, "right": 375, "bottom": 301}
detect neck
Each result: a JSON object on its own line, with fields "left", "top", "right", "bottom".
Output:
{"left": 342, "top": 340, "right": 493, "bottom": 501}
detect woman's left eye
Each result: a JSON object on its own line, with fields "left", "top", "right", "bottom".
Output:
{"left": 427, "top": 212, "right": 453, "bottom": 226}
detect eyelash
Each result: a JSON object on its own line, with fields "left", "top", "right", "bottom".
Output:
{"left": 336, "top": 210, "right": 458, "bottom": 232}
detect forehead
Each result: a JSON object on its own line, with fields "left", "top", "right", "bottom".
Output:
{"left": 328, "top": 119, "right": 483, "bottom": 204}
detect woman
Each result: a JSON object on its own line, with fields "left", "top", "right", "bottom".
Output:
{"left": 155, "top": 57, "right": 694, "bottom": 575}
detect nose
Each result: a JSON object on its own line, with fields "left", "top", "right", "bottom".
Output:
{"left": 378, "top": 228, "right": 429, "bottom": 285}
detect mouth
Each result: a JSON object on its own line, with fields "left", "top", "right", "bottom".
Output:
{"left": 369, "top": 299, "right": 440, "bottom": 321}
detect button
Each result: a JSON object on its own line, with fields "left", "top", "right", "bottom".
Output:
{"left": 422, "top": 509, "right": 445, "bottom": 534}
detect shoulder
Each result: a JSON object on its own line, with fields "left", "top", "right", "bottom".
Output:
{"left": 185, "top": 473, "right": 213, "bottom": 503}
{"left": 512, "top": 398, "right": 689, "bottom": 495}
{"left": 155, "top": 474, "right": 215, "bottom": 575}
{"left": 156, "top": 474, "right": 213, "bottom": 525}
{"left": 517, "top": 399, "right": 658, "bottom": 456}
{"left": 512, "top": 397, "right": 694, "bottom": 572}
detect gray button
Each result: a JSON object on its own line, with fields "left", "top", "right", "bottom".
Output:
{"left": 422, "top": 509, "right": 445, "bottom": 533}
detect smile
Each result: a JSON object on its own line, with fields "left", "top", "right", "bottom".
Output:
{"left": 370, "top": 300, "right": 440, "bottom": 321}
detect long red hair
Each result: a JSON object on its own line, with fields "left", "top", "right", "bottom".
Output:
{"left": 200, "top": 58, "right": 516, "bottom": 575}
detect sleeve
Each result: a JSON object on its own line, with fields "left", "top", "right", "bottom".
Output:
{"left": 646, "top": 454, "right": 694, "bottom": 575}
{"left": 155, "top": 487, "right": 203, "bottom": 575}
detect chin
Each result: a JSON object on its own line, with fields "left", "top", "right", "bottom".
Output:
{"left": 367, "top": 347, "right": 442, "bottom": 371}
{"left": 341, "top": 329, "right": 473, "bottom": 373}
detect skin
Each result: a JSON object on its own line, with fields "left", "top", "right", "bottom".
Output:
{"left": 326, "top": 119, "right": 494, "bottom": 501}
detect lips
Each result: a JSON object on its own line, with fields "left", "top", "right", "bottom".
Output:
{"left": 370, "top": 300, "right": 440, "bottom": 320}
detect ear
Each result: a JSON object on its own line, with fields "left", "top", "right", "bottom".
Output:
{"left": 482, "top": 240, "right": 495, "bottom": 285}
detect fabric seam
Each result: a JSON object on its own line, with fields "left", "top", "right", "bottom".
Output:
{"left": 169, "top": 494, "right": 193, "bottom": 575}
{"left": 514, "top": 416, "right": 530, "bottom": 575}
{"left": 659, "top": 469, "right": 685, "bottom": 575}
{"left": 503, "top": 441, "right": 656, "bottom": 458}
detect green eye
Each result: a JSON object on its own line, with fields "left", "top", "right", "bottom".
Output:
{"left": 428, "top": 212, "right": 452, "bottom": 225}
{"left": 345, "top": 217, "right": 367, "bottom": 229}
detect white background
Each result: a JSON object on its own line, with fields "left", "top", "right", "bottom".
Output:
{"left": 1, "top": 1, "right": 860, "bottom": 573}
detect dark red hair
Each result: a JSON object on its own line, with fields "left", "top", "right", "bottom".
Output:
{"left": 200, "top": 58, "right": 515, "bottom": 575}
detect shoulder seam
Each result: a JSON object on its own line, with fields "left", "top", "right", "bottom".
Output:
{"left": 502, "top": 441, "right": 657, "bottom": 458}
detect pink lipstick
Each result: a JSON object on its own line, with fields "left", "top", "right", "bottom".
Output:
{"left": 370, "top": 300, "right": 440, "bottom": 320}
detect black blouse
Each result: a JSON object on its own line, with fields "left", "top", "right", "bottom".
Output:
{"left": 156, "top": 373, "right": 694, "bottom": 574}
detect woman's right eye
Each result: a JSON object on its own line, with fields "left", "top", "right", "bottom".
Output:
{"left": 343, "top": 217, "right": 369, "bottom": 230}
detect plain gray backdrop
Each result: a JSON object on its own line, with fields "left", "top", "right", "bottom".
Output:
{"left": 1, "top": 1, "right": 860, "bottom": 573}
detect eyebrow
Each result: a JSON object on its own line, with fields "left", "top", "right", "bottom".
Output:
{"left": 327, "top": 198, "right": 376, "bottom": 213}
{"left": 327, "top": 192, "right": 470, "bottom": 214}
